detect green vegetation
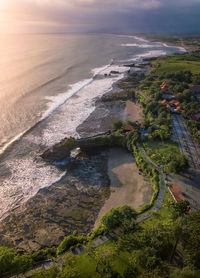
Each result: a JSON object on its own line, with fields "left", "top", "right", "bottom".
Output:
{"left": 139, "top": 49, "right": 200, "bottom": 143}
{"left": 144, "top": 33, "right": 200, "bottom": 50}
{"left": 0, "top": 247, "right": 56, "bottom": 276}
{"left": 133, "top": 146, "right": 160, "bottom": 213}
{"left": 57, "top": 235, "right": 87, "bottom": 256}
{"left": 2, "top": 37, "right": 200, "bottom": 277}
{"left": 143, "top": 140, "right": 188, "bottom": 173}
{"left": 101, "top": 205, "right": 137, "bottom": 231}
{"left": 29, "top": 191, "right": 200, "bottom": 278}
{"left": 112, "top": 119, "right": 123, "bottom": 130}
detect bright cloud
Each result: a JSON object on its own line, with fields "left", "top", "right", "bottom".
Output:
{"left": 0, "top": 0, "right": 199, "bottom": 33}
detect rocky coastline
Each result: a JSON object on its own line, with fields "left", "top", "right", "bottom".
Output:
{"left": 0, "top": 64, "right": 150, "bottom": 253}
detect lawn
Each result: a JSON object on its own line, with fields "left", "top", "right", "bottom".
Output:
{"left": 143, "top": 140, "right": 181, "bottom": 168}
{"left": 139, "top": 189, "right": 175, "bottom": 230}
{"left": 61, "top": 240, "right": 130, "bottom": 277}
{"left": 152, "top": 55, "right": 200, "bottom": 75}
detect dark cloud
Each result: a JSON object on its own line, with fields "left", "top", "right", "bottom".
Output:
{"left": 1, "top": 0, "right": 200, "bottom": 33}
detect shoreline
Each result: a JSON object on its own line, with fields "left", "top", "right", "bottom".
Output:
{"left": 0, "top": 66, "right": 149, "bottom": 253}
{"left": 0, "top": 36, "right": 187, "bottom": 253}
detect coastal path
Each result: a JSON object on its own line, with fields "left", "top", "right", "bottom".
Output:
{"left": 136, "top": 147, "right": 166, "bottom": 222}
{"left": 135, "top": 88, "right": 152, "bottom": 103}
{"left": 73, "top": 146, "right": 166, "bottom": 251}
{"left": 8, "top": 148, "right": 166, "bottom": 278}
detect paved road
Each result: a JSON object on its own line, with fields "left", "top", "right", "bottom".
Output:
{"left": 172, "top": 114, "right": 200, "bottom": 169}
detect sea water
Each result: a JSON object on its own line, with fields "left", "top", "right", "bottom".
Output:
{"left": 0, "top": 33, "right": 185, "bottom": 218}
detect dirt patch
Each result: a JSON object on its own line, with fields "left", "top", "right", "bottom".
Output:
{"left": 94, "top": 148, "right": 152, "bottom": 228}
{"left": 123, "top": 100, "right": 143, "bottom": 122}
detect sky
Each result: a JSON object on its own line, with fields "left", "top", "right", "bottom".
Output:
{"left": 0, "top": 0, "right": 200, "bottom": 34}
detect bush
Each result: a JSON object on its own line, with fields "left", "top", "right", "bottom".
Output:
{"left": 112, "top": 119, "right": 123, "bottom": 130}
{"left": 101, "top": 205, "right": 137, "bottom": 231}
{"left": 57, "top": 235, "right": 87, "bottom": 255}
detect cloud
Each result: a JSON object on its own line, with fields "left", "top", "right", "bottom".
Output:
{"left": 0, "top": 0, "right": 200, "bottom": 33}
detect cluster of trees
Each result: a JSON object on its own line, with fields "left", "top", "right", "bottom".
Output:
{"left": 57, "top": 235, "right": 87, "bottom": 256}
{"left": 101, "top": 205, "right": 137, "bottom": 231}
{"left": 0, "top": 247, "right": 56, "bottom": 276}
{"left": 139, "top": 50, "right": 200, "bottom": 144}
{"left": 34, "top": 204, "right": 200, "bottom": 277}
{"left": 143, "top": 101, "right": 172, "bottom": 140}
{"left": 166, "top": 154, "right": 188, "bottom": 174}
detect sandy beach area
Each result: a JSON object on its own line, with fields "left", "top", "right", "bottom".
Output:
{"left": 123, "top": 100, "right": 143, "bottom": 122}
{"left": 94, "top": 147, "right": 152, "bottom": 228}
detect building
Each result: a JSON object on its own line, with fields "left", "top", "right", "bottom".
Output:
{"left": 189, "top": 85, "right": 200, "bottom": 94}
{"left": 168, "top": 184, "right": 192, "bottom": 214}
{"left": 190, "top": 113, "right": 200, "bottom": 122}
{"left": 160, "top": 99, "right": 181, "bottom": 113}
{"left": 168, "top": 184, "right": 185, "bottom": 202}
{"left": 160, "top": 81, "right": 169, "bottom": 93}
{"left": 123, "top": 125, "right": 135, "bottom": 134}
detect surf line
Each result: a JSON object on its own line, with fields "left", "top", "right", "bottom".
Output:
{"left": 0, "top": 63, "right": 112, "bottom": 156}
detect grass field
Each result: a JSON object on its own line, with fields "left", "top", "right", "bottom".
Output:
{"left": 152, "top": 58, "right": 200, "bottom": 75}
{"left": 139, "top": 189, "right": 175, "bottom": 230}
{"left": 60, "top": 190, "right": 175, "bottom": 277}
{"left": 60, "top": 240, "right": 129, "bottom": 277}
{"left": 143, "top": 140, "right": 181, "bottom": 168}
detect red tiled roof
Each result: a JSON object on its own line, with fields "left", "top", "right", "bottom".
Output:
{"left": 169, "top": 99, "right": 180, "bottom": 107}
{"left": 123, "top": 125, "right": 135, "bottom": 131}
{"left": 169, "top": 184, "right": 185, "bottom": 202}
{"left": 161, "top": 99, "right": 168, "bottom": 104}
{"left": 176, "top": 106, "right": 181, "bottom": 112}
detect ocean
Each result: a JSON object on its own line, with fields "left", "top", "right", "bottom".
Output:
{"left": 0, "top": 33, "right": 185, "bottom": 218}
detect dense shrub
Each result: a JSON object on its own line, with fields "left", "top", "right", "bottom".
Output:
{"left": 57, "top": 235, "right": 87, "bottom": 255}
{"left": 0, "top": 246, "right": 56, "bottom": 276}
{"left": 101, "top": 205, "right": 137, "bottom": 231}
{"left": 112, "top": 119, "right": 123, "bottom": 130}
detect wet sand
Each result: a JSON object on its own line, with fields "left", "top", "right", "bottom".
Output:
{"left": 94, "top": 148, "right": 152, "bottom": 228}
{"left": 123, "top": 100, "right": 143, "bottom": 122}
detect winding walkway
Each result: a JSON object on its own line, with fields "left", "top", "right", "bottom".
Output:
{"left": 8, "top": 148, "right": 166, "bottom": 278}
{"left": 135, "top": 89, "right": 152, "bottom": 103}
{"left": 73, "top": 147, "right": 166, "bottom": 251}
{"left": 136, "top": 147, "right": 166, "bottom": 222}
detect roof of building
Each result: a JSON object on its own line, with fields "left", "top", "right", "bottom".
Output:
{"left": 169, "top": 99, "right": 180, "bottom": 107}
{"left": 161, "top": 81, "right": 169, "bottom": 89}
{"left": 175, "top": 106, "right": 181, "bottom": 112}
{"left": 169, "top": 184, "right": 185, "bottom": 202}
{"left": 161, "top": 99, "right": 168, "bottom": 104}
{"left": 189, "top": 85, "right": 200, "bottom": 91}
{"left": 190, "top": 113, "right": 200, "bottom": 121}
{"left": 123, "top": 125, "right": 135, "bottom": 131}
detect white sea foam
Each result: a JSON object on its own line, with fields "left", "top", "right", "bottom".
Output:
{"left": 121, "top": 43, "right": 160, "bottom": 48}
{"left": 131, "top": 49, "right": 168, "bottom": 62}
{"left": 0, "top": 35, "right": 186, "bottom": 219}
{"left": 0, "top": 64, "right": 127, "bottom": 218}
{"left": 0, "top": 157, "right": 66, "bottom": 218}
{"left": 132, "top": 36, "right": 149, "bottom": 42}
{"left": 162, "top": 43, "right": 186, "bottom": 52}
{"left": 40, "top": 67, "right": 127, "bottom": 146}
